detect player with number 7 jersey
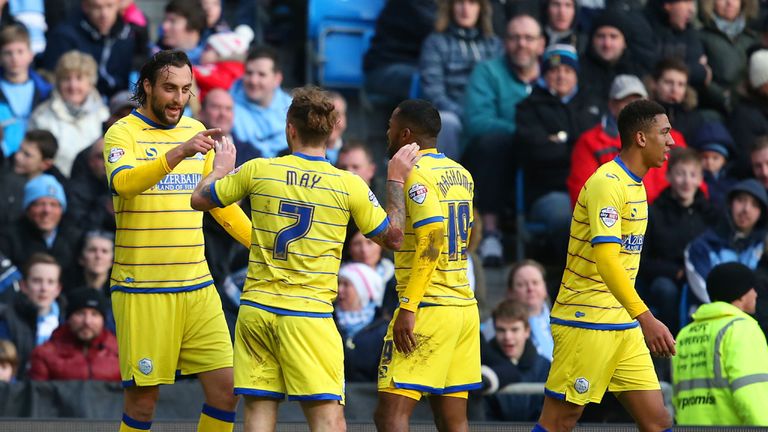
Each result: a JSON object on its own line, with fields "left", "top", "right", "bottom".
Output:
{"left": 191, "top": 87, "right": 420, "bottom": 431}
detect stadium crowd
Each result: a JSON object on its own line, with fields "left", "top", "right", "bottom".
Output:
{"left": 0, "top": 0, "right": 766, "bottom": 426}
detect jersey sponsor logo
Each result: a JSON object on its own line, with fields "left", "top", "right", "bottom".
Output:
{"left": 108, "top": 147, "right": 125, "bottom": 163}
{"left": 574, "top": 377, "right": 589, "bottom": 394}
{"left": 153, "top": 173, "right": 203, "bottom": 191}
{"left": 369, "top": 190, "right": 380, "bottom": 207}
{"left": 138, "top": 358, "right": 153, "bottom": 375}
{"left": 408, "top": 183, "right": 428, "bottom": 204}
{"left": 621, "top": 233, "right": 644, "bottom": 251}
{"left": 145, "top": 147, "right": 158, "bottom": 158}
{"left": 575, "top": 311, "right": 586, "bottom": 318}
{"left": 599, "top": 207, "right": 619, "bottom": 227}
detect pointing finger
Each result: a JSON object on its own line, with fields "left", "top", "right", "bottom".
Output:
{"left": 200, "top": 128, "right": 222, "bottom": 137}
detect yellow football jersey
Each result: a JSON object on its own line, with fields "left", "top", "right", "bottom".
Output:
{"left": 212, "top": 152, "right": 388, "bottom": 314}
{"left": 551, "top": 157, "right": 648, "bottom": 328}
{"left": 104, "top": 110, "right": 213, "bottom": 293}
{"left": 395, "top": 149, "right": 476, "bottom": 307}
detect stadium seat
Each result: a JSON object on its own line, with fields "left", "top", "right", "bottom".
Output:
{"left": 306, "top": 0, "right": 386, "bottom": 88}
{"left": 515, "top": 167, "right": 547, "bottom": 260}
{"left": 408, "top": 72, "right": 421, "bottom": 99}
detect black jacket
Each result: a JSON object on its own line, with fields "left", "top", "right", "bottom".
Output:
{"left": 646, "top": 9, "right": 709, "bottom": 88}
{"left": 641, "top": 188, "right": 717, "bottom": 283}
{"left": 343, "top": 317, "right": 389, "bottom": 382}
{"left": 0, "top": 217, "right": 82, "bottom": 277}
{"left": 728, "top": 91, "right": 768, "bottom": 179}
{"left": 67, "top": 147, "right": 114, "bottom": 233}
{"left": 363, "top": 0, "right": 436, "bottom": 72}
{"left": 514, "top": 84, "right": 601, "bottom": 205}
{"left": 482, "top": 337, "right": 551, "bottom": 422}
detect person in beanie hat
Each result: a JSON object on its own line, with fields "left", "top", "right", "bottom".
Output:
{"left": 22, "top": 174, "right": 66, "bottom": 213}
{"left": 28, "top": 288, "right": 120, "bottom": 381}
{"left": 336, "top": 263, "right": 385, "bottom": 340}
{"left": 672, "top": 262, "right": 768, "bottom": 426}
{"left": 691, "top": 121, "right": 737, "bottom": 212}
{"left": 685, "top": 178, "right": 768, "bottom": 303}
{"left": 193, "top": 25, "right": 254, "bottom": 101}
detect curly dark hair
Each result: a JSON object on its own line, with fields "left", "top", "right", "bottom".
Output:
{"left": 131, "top": 50, "right": 192, "bottom": 107}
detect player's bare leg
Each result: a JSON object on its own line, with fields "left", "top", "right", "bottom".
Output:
{"left": 198, "top": 367, "right": 238, "bottom": 411}
{"left": 374, "top": 392, "right": 419, "bottom": 432}
{"left": 123, "top": 385, "right": 160, "bottom": 422}
{"left": 535, "top": 395, "right": 585, "bottom": 432}
{"left": 300, "top": 400, "right": 346, "bottom": 432}
{"left": 428, "top": 394, "right": 469, "bottom": 432}
{"left": 243, "top": 397, "right": 279, "bottom": 432}
{"left": 616, "top": 390, "right": 672, "bottom": 432}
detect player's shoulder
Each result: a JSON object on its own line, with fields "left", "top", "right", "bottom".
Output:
{"left": 178, "top": 116, "right": 206, "bottom": 131}
{"left": 586, "top": 160, "right": 624, "bottom": 188}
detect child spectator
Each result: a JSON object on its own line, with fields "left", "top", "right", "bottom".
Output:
{"left": 481, "top": 299, "right": 550, "bottom": 422}
{"left": 28, "top": 288, "right": 120, "bottom": 381}
{"left": 0, "top": 253, "right": 64, "bottom": 379}
{"left": 193, "top": 24, "right": 253, "bottom": 101}
{"left": 0, "top": 23, "right": 52, "bottom": 157}
{"left": 641, "top": 147, "right": 716, "bottom": 329}
{"left": 6, "top": 130, "right": 62, "bottom": 224}
{"left": 345, "top": 228, "right": 396, "bottom": 315}
{"left": 0, "top": 339, "right": 18, "bottom": 382}
{"left": 692, "top": 121, "right": 737, "bottom": 212}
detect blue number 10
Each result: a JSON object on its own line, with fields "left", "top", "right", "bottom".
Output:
{"left": 447, "top": 202, "right": 470, "bottom": 261}
{"left": 273, "top": 201, "right": 314, "bottom": 260}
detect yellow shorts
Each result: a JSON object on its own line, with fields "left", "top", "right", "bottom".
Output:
{"left": 233, "top": 301, "right": 344, "bottom": 403}
{"left": 377, "top": 305, "right": 481, "bottom": 400}
{"left": 545, "top": 324, "right": 659, "bottom": 405}
{"left": 112, "top": 286, "right": 233, "bottom": 387}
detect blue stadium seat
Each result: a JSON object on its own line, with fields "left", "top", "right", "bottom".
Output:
{"left": 515, "top": 167, "right": 547, "bottom": 260}
{"left": 306, "top": 0, "right": 386, "bottom": 88}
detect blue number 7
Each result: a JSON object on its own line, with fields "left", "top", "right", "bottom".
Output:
{"left": 273, "top": 201, "right": 315, "bottom": 260}
{"left": 447, "top": 202, "right": 470, "bottom": 261}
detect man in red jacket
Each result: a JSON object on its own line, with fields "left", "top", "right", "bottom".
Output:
{"left": 28, "top": 288, "right": 120, "bottom": 381}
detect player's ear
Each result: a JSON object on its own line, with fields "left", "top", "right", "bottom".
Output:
{"left": 636, "top": 130, "right": 646, "bottom": 148}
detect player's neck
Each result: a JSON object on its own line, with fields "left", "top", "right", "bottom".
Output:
{"left": 136, "top": 107, "right": 170, "bottom": 127}
{"left": 291, "top": 143, "right": 326, "bottom": 158}
{"left": 619, "top": 148, "right": 649, "bottom": 179}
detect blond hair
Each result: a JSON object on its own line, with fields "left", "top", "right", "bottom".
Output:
{"left": 54, "top": 50, "right": 98, "bottom": 87}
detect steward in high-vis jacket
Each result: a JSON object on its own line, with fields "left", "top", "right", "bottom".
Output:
{"left": 672, "top": 262, "right": 768, "bottom": 426}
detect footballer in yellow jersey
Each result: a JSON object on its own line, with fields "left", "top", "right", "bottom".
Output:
{"left": 374, "top": 100, "right": 480, "bottom": 432}
{"left": 106, "top": 51, "right": 249, "bottom": 432}
{"left": 191, "top": 87, "right": 419, "bottom": 432}
{"left": 535, "top": 100, "right": 678, "bottom": 432}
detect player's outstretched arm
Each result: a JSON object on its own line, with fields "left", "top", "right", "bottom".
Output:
{"left": 191, "top": 135, "right": 236, "bottom": 211}
{"left": 369, "top": 143, "right": 421, "bottom": 250}
{"left": 594, "top": 243, "right": 676, "bottom": 357}
{"left": 111, "top": 128, "right": 220, "bottom": 199}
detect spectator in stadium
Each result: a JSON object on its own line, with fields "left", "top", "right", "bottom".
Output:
{"left": 418, "top": 0, "right": 501, "bottom": 159}
{"left": 119, "top": 0, "right": 148, "bottom": 28}
{"left": 335, "top": 263, "right": 385, "bottom": 341}
{"left": 41, "top": 0, "right": 149, "bottom": 98}
{"left": 514, "top": 44, "right": 601, "bottom": 261}
{"left": 63, "top": 231, "right": 114, "bottom": 308}
{"left": 230, "top": 45, "right": 292, "bottom": 159}
{"left": 462, "top": 14, "right": 544, "bottom": 267}
{"left": 503, "top": 260, "right": 553, "bottom": 360}
{"left": 567, "top": 74, "right": 688, "bottom": 205}
{"left": 29, "top": 288, "right": 120, "bottom": 382}
{"left": 646, "top": 0, "right": 712, "bottom": 91}
{"left": 542, "top": 0, "right": 582, "bottom": 49}
{"left": 8, "top": 130, "right": 63, "bottom": 225}
{"left": 29, "top": 50, "right": 109, "bottom": 178}
{"left": 0, "top": 23, "right": 52, "bottom": 157}
{"left": 647, "top": 58, "right": 709, "bottom": 145}
{"left": 578, "top": 9, "right": 649, "bottom": 105}
{"left": 336, "top": 141, "right": 385, "bottom": 200}
{"left": 0, "top": 174, "right": 81, "bottom": 276}
{"left": 672, "top": 262, "right": 768, "bottom": 426}
{"left": 363, "top": 0, "right": 437, "bottom": 105}
{"left": 201, "top": 0, "right": 229, "bottom": 39}
{"left": 693, "top": 122, "right": 737, "bottom": 212}
{"left": 0, "top": 253, "right": 64, "bottom": 379}
{"left": 751, "top": 136, "right": 768, "bottom": 189}
{"left": 481, "top": 299, "right": 550, "bottom": 422}
{"left": 154, "top": 0, "right": 208, "bottom": 65}
{"left": 0, "top": 139, "right": 25, "bottom": 227}
{"left": 193, "top": 25, "right": 253, "bottom": 102}
{"left": 640, "top": 148, "right": 717, "bottom": 329}
{"left": 698, "top": 0, "right": 759, "bottom": 113}
{"left": 0, "top": 339, "right": 18, "bottom": 382}
{"left": 685, "top": 179, "right": 767, "bottom": 303}
{"left": 344, "top": 228, "right": 397, "bottom": 316}
{"left": 729, "top": 49, "right": 768, "bottom": 178}
{"left": 324, "top": 91, "right": 348, "bottom": 164}
{"left": 67, "top": 137, "right": 114, "bottom": 233}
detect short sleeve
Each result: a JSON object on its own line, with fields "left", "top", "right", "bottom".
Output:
{"left": 586, "top": 173, "right": 625, "bottom": 245}
{"left": 104, "top": 123, "right": 137, "bottom": 191}
{"left": 347, "top": 173, "right": 389, "bottom": 237}
{"left": 405, "top": 169, "right": 443, "bottom": 229}
{"left": 210, "top": 160, "right": 258, "bottom": 208}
